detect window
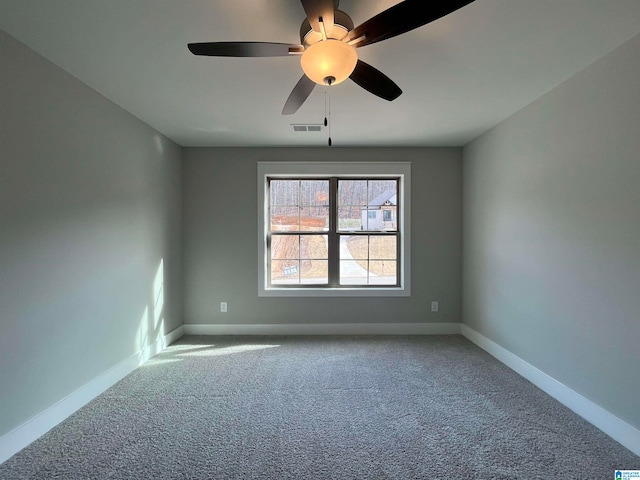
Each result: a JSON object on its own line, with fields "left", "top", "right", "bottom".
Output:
{"left": 258, "top": 162, "right": 410, "bottom": 297}
{"left": 269, "top": 178, "right": 398, "bottom": 287}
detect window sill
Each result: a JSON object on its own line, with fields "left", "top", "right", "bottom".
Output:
{"left": 259, "top": 286, "right": 410, "bottom": 297}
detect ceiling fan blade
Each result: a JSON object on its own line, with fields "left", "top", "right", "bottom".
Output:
{"left": 282, "top": 75, "right": 316, "bottom": 115}
{"left": 188, "top": 42, "right": 303, "bottom": 57}
{"left": 301, "top": 0, "right": 335, "bottom": 35}
{"left": 348, "top": 0, "right": 474, "bottom": 48}
{"left": 349, "top": 60, "right": 402, "bottom": 101}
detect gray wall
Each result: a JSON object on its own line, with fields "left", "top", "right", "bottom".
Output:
{"left": 0, "top": 32, "right": 182, "bottom": 436}
{"left": 463, "top": 34, "right": 640, "bottom": 428}
{"left": 182, "top": 147, "right": 462, "bottom": 326}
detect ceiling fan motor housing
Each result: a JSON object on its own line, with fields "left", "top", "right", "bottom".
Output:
{"left": 299, "top": 9, "right": 354, "bottom": 46}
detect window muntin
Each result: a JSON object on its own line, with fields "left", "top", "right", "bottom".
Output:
{"left": 267, "top": 177, "right": 400, "bottom": 288}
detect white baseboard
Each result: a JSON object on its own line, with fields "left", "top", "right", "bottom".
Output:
{"left": 0, "top": 326, "right": 184, "bottom": 465}
{"left": 8, "top": 323, "right": 635, "bottom": 462}
{"left": 164, "top": 325, "right": 185, "bottom": 345}
{"left": 183, "top": 322, "right": 462, "bottom": 336}
{"left": 461, "top": 324, "right": 640, "bottom": 457}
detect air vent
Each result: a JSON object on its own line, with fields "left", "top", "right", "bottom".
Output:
{"left": 291, "top": 124, "right": 323, "bottom": 132}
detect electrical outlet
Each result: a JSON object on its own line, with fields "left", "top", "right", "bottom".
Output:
{"left": 220, "top": 302, "right": 228, "bottom": 313}
{"left": 431, "top": 301, "right": 439, "bottom": 313}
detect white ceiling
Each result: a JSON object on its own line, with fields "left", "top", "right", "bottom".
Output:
{"left": 2, "top": 0, "right": 640, "bottom": 147}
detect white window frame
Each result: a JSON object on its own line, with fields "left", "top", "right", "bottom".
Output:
{"left": 258, "top": 162, "right": 411, "bottom": 297}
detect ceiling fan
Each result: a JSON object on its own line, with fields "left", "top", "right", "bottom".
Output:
{"left": 188, "top": 0, "right": 474, "bottom": 115}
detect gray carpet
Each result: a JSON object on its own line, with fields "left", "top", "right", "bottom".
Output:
{"left": 1, "top": 335, "right": 638, "bottom": 479}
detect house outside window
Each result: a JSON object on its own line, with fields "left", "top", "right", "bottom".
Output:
{"left": 258, "top": 162, "right": 411, "bottom": 297}
{"left": 362, "top": 191, "right": 397, "bottom": 231}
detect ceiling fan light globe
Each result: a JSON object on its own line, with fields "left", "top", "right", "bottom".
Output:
{"left": 301, "top": 40, "right": 358, "bottom": 86}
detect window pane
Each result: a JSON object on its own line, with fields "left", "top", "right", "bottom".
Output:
{"left": 300, "top": 235, "right": 328, "bottom": 260}
{"left": 300, "top": 180, "right": 329, "bottom": 206}
{"left": 271, "top": 260, "right": 299, "bottom": 284}
{"left": 369, "top": 236, "right": 396, "bottom": 260}
{"left": 270, "top": 180, "right": 299, "bottom": 206}
{"left": 271, "top": 206, "right": 299, "bottom": 231}
{"left": 368, "top": 180, "right": 397, "bottom": 204}
{"left": 343, "top": 235, "right": 367, "bottom": 260}
{"left": 300, "top": 206, "right": 329, "bottom": 231}
{"left": 381, "top": 208, "right": 397, "bottom": 231}
{"left": 368, "top": 261, "right": 397, "bottom": 284}
{"left": 338, "top": 206, "right": 363, "bottom": 231}
{"left": 338, "top": 180, "right": 367, "bottom": 207}
{"left": 271, "top": 235, "right": 300, "bottom": 260}
{"left": 301, "top": 260, "right": 328, "bottom": 284}
{"left": 339, "top": 260, "right": 368, "bottom": 285}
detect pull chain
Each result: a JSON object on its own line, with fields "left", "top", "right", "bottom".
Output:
{"left": 324, "top": 77, "right": 333, "bottom": 147}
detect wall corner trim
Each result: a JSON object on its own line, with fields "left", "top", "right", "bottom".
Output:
{"left": 182, "top": 322, "right": 461, "bottom": 336}
{"left": 460, "top": 325, "right": 640, "bottom": 456}
{"left": 0, "top": 326, "right": 185, "bottom": 465}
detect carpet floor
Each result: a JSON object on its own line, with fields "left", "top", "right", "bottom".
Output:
{"left": 1, "top": 335, "right": 638, "bottom": 479}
